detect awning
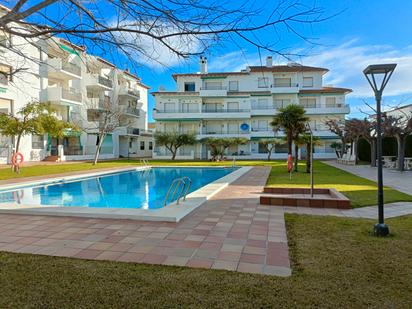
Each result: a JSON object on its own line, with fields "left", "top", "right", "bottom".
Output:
{"left": 59, "top": 44, "right": 80, "bottom": 56}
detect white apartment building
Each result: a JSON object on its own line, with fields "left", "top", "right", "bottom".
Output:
{"left": 153, "top": 56, "right": 352, "bottom": 159}
{"left": 0, "top": 5, "right": 153, "bottom": 163}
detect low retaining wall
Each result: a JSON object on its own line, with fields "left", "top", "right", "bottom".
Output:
{"left": 260, "top": 187, "right": 351, "bottom": 209}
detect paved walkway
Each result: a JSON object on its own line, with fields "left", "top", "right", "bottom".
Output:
{"left": 0, "top": 167, "right": 292, "bottom": 277}
{"left": 324, "top": 160, "right": 412, "bottom": 195}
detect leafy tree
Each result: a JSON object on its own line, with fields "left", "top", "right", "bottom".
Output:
{"left": 201, "top": 137, "right": 248, "bottom": 161}
{"left": 270, "top": 104, "right": 309, "bottom": 159}
{"left": 154, "top": 131, "right": 197, "bottom": 160}
{"left": 0, "top": 102, "right": 75, "bottom": 153}
{"left": 382, "top": 113, "right": 412, "bottom": 171}
{"left": 259, "top": 138, "right": 284, "bottom": 160}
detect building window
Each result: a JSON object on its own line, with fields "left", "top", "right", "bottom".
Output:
{"left": 273, "top": 78, "right": 291, "bottom": 87}
{"left": 303, "top": 77, "right": 314, "bottom": 87}
{"left": 325, "top": 97, "right": 337, "bottom": 107}
{"left": 300, "top": 98, "right": 317, "bottom": 108}
{"left": 184, "top": 82, "right": 195, "bottom": 92}
{"left": 229, "top": 81, "right": 239, "bottom": 91}
{"left": 273, "top": 99, "right": 290, "bottom": 108}
{"left": 204, "top": 81, "right": 223, "bottom": 90}
{"left": 32, "top": 135, "right": 44, "bottom": 149}
{"left": 129, "top": 139, "right": 133, "bottom": 148}
{"left": 140, "top": 141, "right": 145, "bottom": 150}
{"left": 258, "top": 77, "right": 269, "bottom": 88}
{"left": 0, "top": 64, "right": 12, "bottom": 85}
{"left": 149, "top": 141, "right": 153, "bottom": 150}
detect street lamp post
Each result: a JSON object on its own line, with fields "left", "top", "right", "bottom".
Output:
{"left": 305, "top": 122, "right": 314, "bottom": 198}
{"left": 363, "top": 64, "right": 396, "bottom": 237}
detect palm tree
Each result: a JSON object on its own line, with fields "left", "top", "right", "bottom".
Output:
{"left": 271, "top": 104, "right": 309, "bottom": 162}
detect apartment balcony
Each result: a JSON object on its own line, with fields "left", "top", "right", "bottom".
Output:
{"left": 139, "top": 129, "right": 154, "bottom": 136}
{"left": 250, "top": 104, "right": 286, "bottom": 115}
{"left": 44, "top": 87, "right": 82, "bottom": 105}
{"left": 119, "top": 85, "right": 140, "bottom": 99}
{"left": 199, "top": 86, "right": 227, "bottom": 97}
{"left": 270, "top": 84, "right": 299, "bottom": 94}
{"left": 121, "top": 106, "right": 140, "bottom": 117}
{"left": 47, "top": 58, "right": 82, "bottom": 79}
{"left": 303, "top": 104, "right": 350, "bottom": 115}
{"left": 198, "top": 128, "right": 251, "bottom": 139}
{"left": 127, "top": 127, "right": 140, "bottom": 135}
{"left": 251, "top": 128, "right": 275, "bottom": 138}
{"left": 87, "top": 96, "right": 111, "bottom": 111}
{"left": 153, "top": 107, "right": 250, "bottom": 120}
{"left": 85, "top": 73, "right": 113, "bottom": 90}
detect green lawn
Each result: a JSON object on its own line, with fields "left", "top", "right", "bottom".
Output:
{"left": 266, "top": 160, "right": 412, "bottom": 207}
{"left": 1, "top": 159, "right": 411, "bottom": 207}
{"left": 0, "top": 214, "right": 411, "bottom": 308}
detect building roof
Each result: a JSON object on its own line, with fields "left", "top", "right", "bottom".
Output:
{"left": 248, "top": 65, "right": 329, "bottom": 74}
{"left": 171, "top": 65, "right": 329, "bottom": 80}
{"left": 299, "top": 87, "right": 352, "bottom": 94}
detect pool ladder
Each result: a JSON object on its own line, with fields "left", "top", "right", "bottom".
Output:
{"left": 140, "top": 159, "right": 149, "bottom": 166}
{"left": 164, "top": 177, "right": 192, "bottom": 206}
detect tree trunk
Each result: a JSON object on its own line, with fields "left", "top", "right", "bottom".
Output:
{"left": 267, "top": 147, "right": 271, "bottom": 161}
{"left": 397, "top": 135, "right": 405, "bottom": 172}
{"left": 294, "top": 144, "right": 299, "bottom": 172}
{"left": 287, "top": 132, "right": 293, "bottom": 155}
{"left": 15, "top": 134, "right": 22, "bottom": 153}
{"left": 171, "top": 148, "right": 177, "bottom": 160}
{"left": 93, "top": 132, "right": 106, "bottom": 165}
{"left": 306, "top": 142, "right": 311, "bottom": 173}
{"left": 354, "top": 138, "right": 359, "bottom": 165}
{"left": 370, "top": 139, "right": 377, "bottom": 167}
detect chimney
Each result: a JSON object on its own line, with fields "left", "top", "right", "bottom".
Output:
{"left": 266, "top": 56, "right": 273, "bottom": 67}
{"left": 200, "top": 56, "right": 208, "bottom": 74}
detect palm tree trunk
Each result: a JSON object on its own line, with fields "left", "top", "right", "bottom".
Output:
{"left": 294, "top": 144, "right": 299, "bottom": 172}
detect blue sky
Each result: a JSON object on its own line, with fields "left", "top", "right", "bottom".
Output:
{"left": 129, "top": 0, "right": 412, "bottom": 121}
{"left": 103, "top": 0, "right": 412, "bottom": 122}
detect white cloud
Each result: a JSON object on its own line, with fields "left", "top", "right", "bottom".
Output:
{"left": 206, "top": 40, "right": 412, "bottom": 98}
{"left": 302, "top": 40, "right": 412, "bottom": 97}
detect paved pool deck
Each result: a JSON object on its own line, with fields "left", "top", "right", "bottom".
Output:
{"left": 0, "top": 167, "right": 292, "bottom": 277}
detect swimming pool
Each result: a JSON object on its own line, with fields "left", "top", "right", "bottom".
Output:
{"left": 0, "top": 167, "right": 238, "bottom": 210}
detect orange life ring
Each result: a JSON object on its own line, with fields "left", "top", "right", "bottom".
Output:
{"left": 11, "top": 152, "right": 24, "bottom": 166}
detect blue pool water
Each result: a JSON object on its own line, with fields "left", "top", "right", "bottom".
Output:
{"left": 0, "top": 167, "right": 237, "bottom": 209}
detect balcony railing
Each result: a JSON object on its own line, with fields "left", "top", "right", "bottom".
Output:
{"left": 200, "top": 86, "right": 227, "bottom": 90}
{"left": 98, "top": 75, "right": 113, "bottom": 88}
{"left": 61, "top": 88, "right": 82, "bottom": 102}
{"left": 123, "top": 107, "right": 140, "bottom": 117}
{"left": 252, "top": 127, "right": 272, "bottom": 132}
{"left": 62, "top": 62, "right": 81, "bottom": 76}
{"left": 88, "top": 96, "right": 110, "bottom": 110}
{"left": 201, "top": 129, "right": 250, "bottom": 135}
{"left": 202, "top": 108, "right": 249, "bottom": 113}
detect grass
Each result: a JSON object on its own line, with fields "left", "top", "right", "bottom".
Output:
{"left": 0, "top": 214, "right": 411, "bottom": 308}
{"left": 1, "top": 159, "right": 411, "bottom": 207}
{"left": 266, "top": 160, "right": 412, "bottom": 207}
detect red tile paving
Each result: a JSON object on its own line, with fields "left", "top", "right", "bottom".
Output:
{"left": 0, "top": 167, "right": 292, "bottom": 276}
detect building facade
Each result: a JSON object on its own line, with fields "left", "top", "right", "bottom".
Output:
{"left": 153, "top": 56, "right": 352, "bottom": 160}
{"left": 0, "top": 5, "right": 153, "bottom": 163}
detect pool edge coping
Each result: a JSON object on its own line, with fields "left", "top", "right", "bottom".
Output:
{"left": 0, "top": 165, "right": 252, "bottom": 222}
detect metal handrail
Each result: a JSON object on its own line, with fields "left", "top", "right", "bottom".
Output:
{"left": 164, "top": 177, "right": 192, "bottom": 206}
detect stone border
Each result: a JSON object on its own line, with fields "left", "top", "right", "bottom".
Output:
{"left": 0, "top": 166, "right": 252, "bottom": 222}
{"left": 260, "top": 187, "right": 351, "bottom": 209}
